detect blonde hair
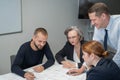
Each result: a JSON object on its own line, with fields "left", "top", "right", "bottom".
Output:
{"left": 82, "top": 40, "right": 109, "bottom": 58}
{"left": 34, "top": 27, "right": 48, "bottom": 36}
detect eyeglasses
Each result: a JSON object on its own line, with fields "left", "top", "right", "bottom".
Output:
{"left": 67, "top": 36, "right": 78, "bottom": 40}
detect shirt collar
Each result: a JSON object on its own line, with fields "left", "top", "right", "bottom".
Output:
{"left": 106, "top": 16, "right": 114, "bottom": 31}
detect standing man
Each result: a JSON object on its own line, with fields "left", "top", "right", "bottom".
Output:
{"left": 88, "top": 2, "right": 120, "bottom": 68}
{"left": 11, "top": 27, "right": 55, "bottom": 80}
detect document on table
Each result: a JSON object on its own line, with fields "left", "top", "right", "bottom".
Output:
{"left": 0, "top": 64, "right": 86, "bottom": 80}
{"left": 0, "top": 73, "right": 25, "bottom": 80}
{"left": 27, "top": 64, "right": 86, "bottom": 80}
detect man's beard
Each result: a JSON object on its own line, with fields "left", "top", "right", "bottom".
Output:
{"left": 34, "top": 42, "right": 41, "bottom": 50}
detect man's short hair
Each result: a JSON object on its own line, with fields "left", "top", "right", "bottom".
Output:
{"left": 34, "top": 27, "right": 48, "bottom": 36}
{"left": 88, "top": 2, "right": 110, "bottom": 17}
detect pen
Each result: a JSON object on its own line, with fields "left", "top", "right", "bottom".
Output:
{"left": 66, "top": 71, "right": 77, "bottom": 75}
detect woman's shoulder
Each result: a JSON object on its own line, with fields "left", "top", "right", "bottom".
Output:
{"left": 90, "top": 59, "right": 120, "bottom": 75}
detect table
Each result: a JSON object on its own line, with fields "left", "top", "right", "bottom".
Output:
{"left": 0, "top": 64, "right": 86, "bottom": 80}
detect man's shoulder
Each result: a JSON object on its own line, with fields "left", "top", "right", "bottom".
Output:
{"left": 43, "top": 42, "right": 50, "bottom": 49}
{"left": 111, "top": 15, "right": 120, "bottom": 19}
{"left": 44, "top": 42, "right": 49, "bottom": 46}
{"left": 20, "top": 41, "right": 31, "bottom": 48}
{"left": 111, "top": 15, "right": 120, "bottom": 24}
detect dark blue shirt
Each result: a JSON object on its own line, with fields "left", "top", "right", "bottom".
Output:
{"left": 11, "top": 41, "right": 55, "bottom": 77}
{"left": 87, "top": 58, "right": 120, "bottom": 80}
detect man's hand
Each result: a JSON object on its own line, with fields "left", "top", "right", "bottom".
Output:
{"left": 33, "top": 65, "right": 44, "bottom": 72}
{"left": 24, "top": 72, "right": 35, "bottom": 80}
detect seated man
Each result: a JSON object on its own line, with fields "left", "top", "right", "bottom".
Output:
{"left": 11, "top": 27, "right": 55, "bottom": 80}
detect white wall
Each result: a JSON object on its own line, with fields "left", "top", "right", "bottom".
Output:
{"left": 0, "top": 0, "right": 89, "bottom": 74}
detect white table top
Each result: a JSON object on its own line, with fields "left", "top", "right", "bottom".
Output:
{"left": 0, "top": 64, "right": 86, "bottom": 80}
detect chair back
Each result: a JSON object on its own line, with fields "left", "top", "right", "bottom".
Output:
{"left": 10, "top": 55, "right": 16, "bottom": 66}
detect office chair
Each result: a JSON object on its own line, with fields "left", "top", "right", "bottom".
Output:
{"left": 10, "top": 55, "right": 16, "bottom": 66}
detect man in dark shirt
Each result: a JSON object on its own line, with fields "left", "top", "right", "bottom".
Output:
{"left": 11, "top": 27, "right": 55, "bottom": 80}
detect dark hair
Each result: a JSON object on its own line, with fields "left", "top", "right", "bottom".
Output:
{"left": 34, "top": 27, "right": 48, "bottom": 36}
{"left": 88, "top": 2, "right": 110, "bottom": 17}
{"left": 82, "top": 40, "right": 109, "bottom": 58}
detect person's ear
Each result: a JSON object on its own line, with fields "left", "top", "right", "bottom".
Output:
{"left": 90, "top": 53, "right": 95, "bottom": 59}
{"left": 101, "top": 13, "right": 106, "bottom": 20}
{"left": 32, "top": 35, "right": 36, "bottom": 41}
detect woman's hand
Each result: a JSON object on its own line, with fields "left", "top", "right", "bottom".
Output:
{"left": 67, "top": 65, "right": 86, "bottom": 76}
{"left": 61, "top": 61, "right": 76, "bottom": 68}
{"left": 67, "top": 69, "right": 80, "bottom": 76}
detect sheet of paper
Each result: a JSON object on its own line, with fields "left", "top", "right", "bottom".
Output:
{"left": 0, "top": 64, "right": 86, "bottom": 80}
{"left": 0, "top": 73, "right": 25, "bottom": 80}
{"left": 28, "top": 65, "right": 86, "bottom": 80}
